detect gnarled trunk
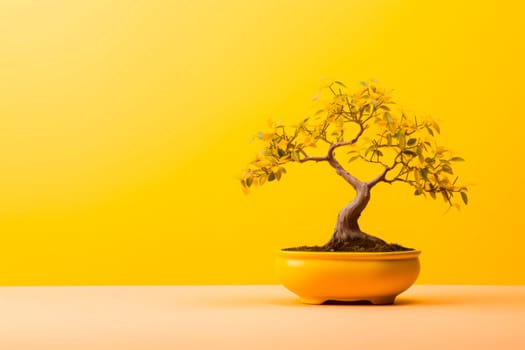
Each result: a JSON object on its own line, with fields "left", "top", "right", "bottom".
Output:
{"left": 325, "top": 182, "right": 386, "bottom": 250}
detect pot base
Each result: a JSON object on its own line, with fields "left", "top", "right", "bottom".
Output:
{"left": 299, "top": 295, "right": 396, "bottom": 305}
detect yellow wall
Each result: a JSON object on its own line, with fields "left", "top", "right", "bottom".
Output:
{"left": 0, "top": 0, "right": 523, "bottom": 285}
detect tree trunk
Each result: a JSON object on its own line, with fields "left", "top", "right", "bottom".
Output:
{"left": 325, "top": 182, "right": 386, "bottom": 250}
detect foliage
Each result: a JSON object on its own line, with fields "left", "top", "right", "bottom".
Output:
{"left": 241, "top": 80, "right": 468, "bottom": 208}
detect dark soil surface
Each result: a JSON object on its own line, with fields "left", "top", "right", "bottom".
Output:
{"left": 284, "top": 236, "right": 413, "bottom": 252}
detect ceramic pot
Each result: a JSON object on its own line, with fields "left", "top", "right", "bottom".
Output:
{"left": 276, "top": 249, "right": 421, "bottom": 305}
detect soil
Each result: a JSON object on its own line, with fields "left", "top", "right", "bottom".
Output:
{"left": 284, "top": 236, "right": 413, "bottom": 252}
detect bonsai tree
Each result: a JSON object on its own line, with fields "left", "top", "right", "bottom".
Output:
{"left": 240, "top": 80, "right": 468, "bottom": 252}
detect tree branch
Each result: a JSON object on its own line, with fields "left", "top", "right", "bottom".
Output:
{"left": 329, "top": 158, "right": 363, "bottom": 189}
{"left": 367, "top": 165, "right": 394, "bottom": 187}
{"left": 328, "top": 123, "right": 364, "bottom": 158}
{"left": 299, "top": 122, "right": 367, "bottom": 189}
{"left": 359, "top": 155, "right": 392, "bottom": 169}
{"left": 383, "top": 178, "right": 417, "bottom": 186}
{"left": 300, "top": 155, "right": 329, "bottom": 163}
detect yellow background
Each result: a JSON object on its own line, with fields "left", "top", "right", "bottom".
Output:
{"left": 0, "top": 0, "right": 523, "bottom": 285}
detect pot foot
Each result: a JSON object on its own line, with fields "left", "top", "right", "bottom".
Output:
{"left": 298, "top": 296, "right": 397, "bottom": 305}
{"left": 299, "top": 297, "right": 326, "bottom": 305}
{"left": 368, "top": 295, "right": 396, "bottom": 305}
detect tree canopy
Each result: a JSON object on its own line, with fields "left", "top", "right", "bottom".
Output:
{"left": 241, "top": 80, "right": 468, "bottom": 208}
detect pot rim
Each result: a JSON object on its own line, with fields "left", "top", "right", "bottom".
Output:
{"left": 277, "top": 249, "right": 421, "bottom": 260}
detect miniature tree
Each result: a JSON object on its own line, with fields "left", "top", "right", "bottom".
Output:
{"left": 241, "top": 81, "right": 468, "bottom": 252}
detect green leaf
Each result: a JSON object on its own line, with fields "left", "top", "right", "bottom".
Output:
{"left": 414, "top": 168, "right": 421, "bottom": 182}
{"left": 246, "top": 177, "right": 253, "bottom": 187}
{"left": 450, "top": 157, "right": 465, "bottom": 162}
{"left": 334, "top": 80, "right": 347, "bottom": 87}
{"left": 425, "top": 126, "right": 434, "bottom": 136}
{"left": 442, "top": 165, "right": 454, "bottom": 175}
{"left": 461, "top": 192, "right": 469, "bottom": 205}
{"left": 420, "top": 168, "right": 429, "bottom": 181}
{"left": 397, "top": 131, "right": 406, "bottom": 148}
{"left": 348, "top": 155, "right": 361, "bottom": 163}
{"left": 441, "top": 191, "right": 450, "bottom": 203}
{"left": 432, "top": 121, "right": 441, "bottom": 134}
{"left": 417, "top": 146, "right": 424, "bottom": 163}
{"left": 384, "top": 112, "right": 395, "bottom": 123}
{"left": 407, "top": 138, "right": 417, "bottom": 146}
{"left": 268, "top": 173, "right": 276, "bottom": 182}
{"left": 403, "top": 150, "right": 417, "bottom": 157}
{"left": 414, "top": 189, "right": 422, "bottom": 196}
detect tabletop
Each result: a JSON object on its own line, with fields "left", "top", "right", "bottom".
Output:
{"left": 0, "top": 285, "right": 524, "bottom": 349}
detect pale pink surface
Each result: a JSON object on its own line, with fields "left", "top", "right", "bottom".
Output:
{"left": 0, "top": 285, "right": 523, "bottom": 349}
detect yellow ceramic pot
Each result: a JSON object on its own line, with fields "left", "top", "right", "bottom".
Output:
{"left": 276, "top": 249, "right": 421, "bottom": 305}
